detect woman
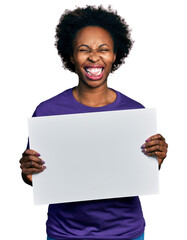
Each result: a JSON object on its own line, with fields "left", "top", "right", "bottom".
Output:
{"left": 20, "top": 5, "right": 168, "bottom": 240}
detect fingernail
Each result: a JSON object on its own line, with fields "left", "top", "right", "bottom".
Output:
{"left": 41, "top": 160, "right": 45, "bottom": 164}
{"left": 36, "top": 152, "right": 40, "bottom": 157}
{"left": 40, "top": 166, "right": 46, "bottom": 172}
{"left": 146, "top": 138, "right": 151, "bottom": 142}
{"left": 141, "top": 144, "right": 146, "bottom": 149}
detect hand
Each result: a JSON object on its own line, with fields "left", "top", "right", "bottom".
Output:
{"left": 20, "top": 149, "right": 46, "bottom": 183}
{"left": 141, "top": 134, "right": 168, "bottom": 169}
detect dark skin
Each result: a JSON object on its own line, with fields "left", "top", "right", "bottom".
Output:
{"left": 20, "top": 26, "right": 168, "bottom": 185}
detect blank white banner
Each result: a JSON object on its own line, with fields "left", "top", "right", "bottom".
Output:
{"left": 28, "top": 108, "right": 158, "bottom": 205}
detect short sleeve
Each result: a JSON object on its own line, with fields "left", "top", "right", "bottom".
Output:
{"left": 26, "top": 108, "right": 38, "bottom": 149}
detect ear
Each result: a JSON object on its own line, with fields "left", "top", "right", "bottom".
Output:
{"left": 113, "top": 53, "right": 116, "bottom": 63}
{"left": 70, "top": 56, "right": 75, "bottom": 64}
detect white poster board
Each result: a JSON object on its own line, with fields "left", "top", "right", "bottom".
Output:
{"left": 28, "top": 108, "right": 158, "bottom": 205}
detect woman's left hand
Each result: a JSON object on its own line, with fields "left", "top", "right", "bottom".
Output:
{"left": 141, "top": 134, "right": 168, "bottom": 169}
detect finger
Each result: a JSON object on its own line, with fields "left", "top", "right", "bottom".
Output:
{"left": 144, "top": 141, "right": 168, "bottom": 154}
{"left": 141, "top": 139, "right": 164, "bottom": 149}
{"left": 142, "top": 144, "right": 167, "bottom": 157}
{"left": 165, "top": 142, "right": 168, "bottom": 149}
{"left": 20, "top": 155, "right": 44, "bottom": 165}
{"left": 22, "top": 149, "right": 40, "bottom": 157}
{"left": 144, "top": 150, "right": 166, "bottom": 160}
{"left": 22, "top": 166, "right": 46, "bottom": 175}
{"left": 142, "top": 144, "right": 163, "bottom": 154}
{"left": 21, "top": 160, "right": 44, "bottom": 170}
{"left": 145, "top": 134, "right": 165, "bottom": 142}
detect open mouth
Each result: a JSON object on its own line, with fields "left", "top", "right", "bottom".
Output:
{"left": 84, "top": 67, "right": 104, "bottom": 80}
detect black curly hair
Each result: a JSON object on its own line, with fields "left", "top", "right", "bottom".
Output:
{"left": 55, "top": 5, "right": 133, "bottom": 73}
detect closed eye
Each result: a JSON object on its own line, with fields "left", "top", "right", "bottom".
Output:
{"left": 77, "top": 48, "right": 110, "bottom": 53}
{"left": 78, "top": 49, "right": 88, "bottom": 51}
{"left": 98, "top": 49, "right": 110, "bottom": 52}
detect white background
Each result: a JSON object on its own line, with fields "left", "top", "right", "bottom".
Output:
{"left": 0, "top": 0, "right": 186, "bottom": 239}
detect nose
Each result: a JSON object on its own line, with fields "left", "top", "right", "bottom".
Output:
{"left": 88, "top": 51, "right": 100, "bottom": 62}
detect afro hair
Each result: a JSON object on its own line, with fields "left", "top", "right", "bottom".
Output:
{"left": 55, "top": 5, "right": 134, "bottom": 72}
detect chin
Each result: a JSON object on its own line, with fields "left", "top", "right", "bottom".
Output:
{"left": 84, "top": 77, "right": 108, "bottom": 89}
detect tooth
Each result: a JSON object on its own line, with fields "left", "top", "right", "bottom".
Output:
{"left": 86, "top": 68, "right": 102, "bottom": 75}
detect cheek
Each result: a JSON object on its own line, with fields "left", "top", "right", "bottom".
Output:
{"left": 75, "top": 55, "right": 87, "bottom": 68}
{"left": 72, "top": 57, "right": 83, "bottom": 72}
{"left": 102, "top": 54, "right": 116, "bottom": 64}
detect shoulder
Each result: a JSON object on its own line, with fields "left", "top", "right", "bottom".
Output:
{"left": 33, "top": 88, "right": 73, "bottom": 117}
{"left": 116, "top": 90, "right": 145, "bottom": 109}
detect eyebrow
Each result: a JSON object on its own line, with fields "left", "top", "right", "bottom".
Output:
{"left": 77, "top": 44, "right": 110, "bottom": 49}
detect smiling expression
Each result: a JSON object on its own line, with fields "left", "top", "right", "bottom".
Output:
{"left": 71, "top": 26, "right": 116, "bottom": 88}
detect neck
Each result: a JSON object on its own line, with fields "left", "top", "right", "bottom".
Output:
{"left": 73, "top": 83, "right": 116, "bottom": 107}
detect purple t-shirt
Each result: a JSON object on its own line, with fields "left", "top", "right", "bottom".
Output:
{"left": 32, "top": 88, "right": 145, "bottom": 240}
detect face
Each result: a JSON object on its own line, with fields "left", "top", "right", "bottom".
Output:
{"left": 71, "top": 26, "right": 116, "bottom": 89}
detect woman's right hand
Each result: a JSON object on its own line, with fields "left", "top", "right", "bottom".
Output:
{"left": 20, "top": 149, "right": 46, "bottom": 185}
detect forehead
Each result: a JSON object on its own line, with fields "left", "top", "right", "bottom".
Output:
{"left": 74, "top": 26, "right": 114, "bottom": 47}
